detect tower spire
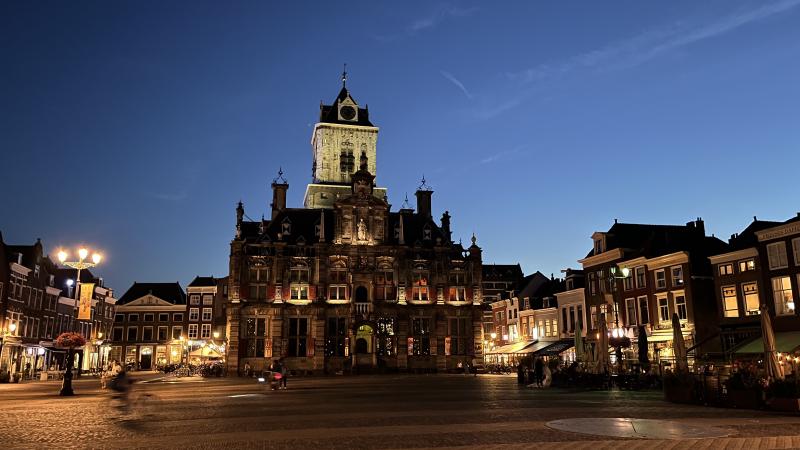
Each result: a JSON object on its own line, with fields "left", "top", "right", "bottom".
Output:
{"left": 342, "top": 63, "right": 347, "bottom": 88}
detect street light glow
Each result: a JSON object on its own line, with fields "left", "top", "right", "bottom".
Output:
{"left": 9, "top": 323, "right": 17, "bottom": 333}
{"left": 66, "top": 279, "right": 74, "bottom": 287}
{"left": 78, "top": 248, "right": 88, "bottom": 260}
{"left": 57, "top": 250, "right": 67, "bottom": 263}
{"left": 92, "top": 253, "right": 102, "bottom": 264}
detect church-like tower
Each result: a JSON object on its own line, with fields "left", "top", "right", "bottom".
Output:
{"left": 304, "top": 71, "right": 387, "bottom": 208}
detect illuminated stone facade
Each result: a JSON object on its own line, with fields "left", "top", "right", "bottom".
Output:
{"left": 226, "top": 83, "right": 484, "bottom": 375}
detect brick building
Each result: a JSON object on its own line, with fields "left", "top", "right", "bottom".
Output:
{"left": 112, "top": 282, "right": 187, "bottom": 369}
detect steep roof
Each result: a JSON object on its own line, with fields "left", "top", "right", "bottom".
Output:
{"left": 482, "top": 264, "right": 524, "bottom": 282}
{"left": 318, "top": 87, "right": 375, "bottom": 127}
{"left": 188, "top": 276, "right": 217, "bottom": 287}
{"left": 117, "top": 282, "right": 186, "bottom": 305}
{"left": 238, "top": 208, "right": 450, "bottom": 250}
{"left": 587, "top": 220, "right": 727, "bottom": 260}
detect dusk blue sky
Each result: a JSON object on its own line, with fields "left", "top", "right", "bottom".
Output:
{"left": 2, "top": 1, "right": 800, "bottom": 294}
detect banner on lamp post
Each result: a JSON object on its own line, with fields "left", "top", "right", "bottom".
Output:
{"left": 78, "top": 283, "right": 95, "bottom": 320}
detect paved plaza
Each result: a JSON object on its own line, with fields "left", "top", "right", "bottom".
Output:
{"left": 2, "top": 374, "right": 800, "bottom": 449}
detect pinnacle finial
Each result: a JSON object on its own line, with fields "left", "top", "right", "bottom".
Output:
{"left": 273, "top": 167, "right": 287, "bottom": 184}
{"left": 471, "top": 232, "right": 477, "bottom": 246}
{"left": 342, "top": 63, "right": 347, "bottom": 88}
{"left": 418, "top": 175, "right": 431, "bottom": 191}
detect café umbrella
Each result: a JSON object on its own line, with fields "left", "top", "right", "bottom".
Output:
{"left": 672, "top": 313, "right": 688, "bottom": 372}
{"left": 596, "top": 314, "right": 610, "bottom": 374}
{"left": 761, "top": 304, "right": 784, "bottom": 381}
{"left": 638, "top": 325, "right": 649, "bottom": 367}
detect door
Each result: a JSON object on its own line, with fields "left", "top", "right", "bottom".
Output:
{"left": 140, "top": 353, "right": 152, "bottom": 370}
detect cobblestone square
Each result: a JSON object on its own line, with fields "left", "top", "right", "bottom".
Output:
{"left": 2, "top": 374, "right": 800, "bottom": 449}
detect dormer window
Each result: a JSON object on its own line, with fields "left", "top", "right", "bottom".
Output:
{"left": 423, "top": 225, "right": 432, "bottom": 241}
{"left": 594, "top": 239, "right": 604, "bottom": 254}
{"left": 282, "top": 218, "right": 291, "bottom": 236}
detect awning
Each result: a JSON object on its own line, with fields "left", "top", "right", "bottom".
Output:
{"left": 732, "top": 331, "right": 800, "bottom": 355}
{"left": 533, "top": 339, "right": 575, "bottom": 356}
{"left": 487, "top": 340, "right": 541, "bottom": 355}
{"left": 189, "top": 347, "right": 223, "bottom": 359}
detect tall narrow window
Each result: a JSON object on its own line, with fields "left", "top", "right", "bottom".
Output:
{"left": 655, "top": 270, "right": 666, "bottom": 289}
{"left": 742, "top": 283, "right": 760, "bottom": 316}
{"left": 635, "top": 267, "right": 646, "bottom": 289}
{"left": 772, "top": 276, "right": 795, "bottom": 315}
{"left": 638, "top": 296, "right": 649, "bottom": 324}
{"left": 658, "top": 297, "right": 670, "bottom": 323}
{"left": 625, "top": 298, "right": 637, "bottom": 326}
{"left": 290, "top": 266, "right": 310, "bottom": 300}
{"left": 671, "top": 266, "right": 684, "bottom": 286}
{"left": 448, "top": 318, "right": 470, "bottom": 355}
{"left": 448, "top": 271, "right": 466, "bottom": 302}
{"left": 411, "top": 318, "right": 431, "bottom": 355}
{"left": 325, "top": 317, "right": 347, "bottom": 357}
{"left": 722, "top": 286, "right": 739, "bottom": 318}
{"left": 243, "top": 317, "right": 267, "bottom": 357}
{"left": 288, "top": 317, "right": 308, "bottom": 357}
{"left": 674, "top": 295, "right": 688, "bottom": 320}
{"left": 793, "top": 238, "right": 800, "bottom": 266}
{"left": 376, "top": 317, "right": 396, "bottom": 356}
{"left": 329, "top": 266, "right": 348, "bottom": 301}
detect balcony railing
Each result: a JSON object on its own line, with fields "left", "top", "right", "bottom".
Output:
{"left": 354, "top": 302, "right": 370, "bottom": 316}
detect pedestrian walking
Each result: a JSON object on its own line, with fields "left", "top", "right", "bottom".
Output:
{"left": 279, "top": 359, "right": 288, "bottom": 389}
{"left": 517, "top": 364, "right": 525, "bottom": 384}
{"left": 244, "top": 361, "right": 251, "bottom": 378}
{"left": 534, "top": 357, "right": 544, "bottom": 387}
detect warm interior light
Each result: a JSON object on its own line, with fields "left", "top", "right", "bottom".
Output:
{"left": 92, "top": 253, "right": 102, "bottom": 264}
{"left": 97, "top": 332, "right": 103, "bottom": 339}
{"left": 621, "top": 267, "right": 630, "bottom": 278}
{"left": 213, "top": 331, "right": 220, "bottom": 339}
{"left": 9, "top": 323, "right": 17, "bottom": 332}
{"left": 490, "top": 332, "right": 497, "bottom": 339}
{"left": 78, "top": 248, "right": 89, "bottom": 260}
{"left": 57, "top": 250, "right": 67, "bottom": 263}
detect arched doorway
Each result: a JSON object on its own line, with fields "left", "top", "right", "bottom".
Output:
{"left": 355, "top": 325, "right": 373, "bottom": 353}
{"left": 355, "top": 286, "right": 368, "bottom": 303}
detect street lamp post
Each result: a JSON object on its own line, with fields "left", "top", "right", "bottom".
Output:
{"left": 607, "top": 266, "right": 630, "bottom": 372}
{"left": 56, "top": 247, "right": 102, "bottom": 396}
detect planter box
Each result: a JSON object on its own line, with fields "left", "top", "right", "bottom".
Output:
{"left": 727, "top": 389, "right": 760, "bottom": 409}
{"left": 768, "top": 397, "right": 800, "bottom": 412}
{"left": 664, "top": 384, "right": 695, "bottom": 404}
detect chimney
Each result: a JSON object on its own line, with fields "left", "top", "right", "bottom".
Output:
{"left": 441, "top": 211, "right": 451, "bottom": 242}
{"left": 271, "top": 181, "right": 288, "bottom": 220}
{"left": 271, "top": 168, "right": 288, "bottom": 220}
{"left": 16, "top": 253, "right": 22, "bottom": 265}
{"left": 236, "top": 201, "right": 244, "bottom": 226}
{"left": 415, "top": 189, "right": 432, "bottom": 219}
{"left": 695, "top": 217, "right": 704, "bottom": 235}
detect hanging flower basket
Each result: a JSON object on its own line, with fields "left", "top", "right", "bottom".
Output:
{"left": 55, "top": 332, "right": 87, "bottom": 349}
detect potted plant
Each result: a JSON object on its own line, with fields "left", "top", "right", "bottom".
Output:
{"left": 55, "top": 332, "right": 87, "bottom": 396}
{"left": 766, "top": 378, "right": 800, "bottom": 412}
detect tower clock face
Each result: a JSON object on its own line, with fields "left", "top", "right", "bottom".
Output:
{"left": 340, "top": 105, "right": 356, "bottom": 120}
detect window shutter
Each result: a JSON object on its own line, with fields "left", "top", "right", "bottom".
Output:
{"left": 308, "top": 285, "right": 316, "bottom": 301}
{"left": 307, "top": 337, "right": 314, "bottom": 357}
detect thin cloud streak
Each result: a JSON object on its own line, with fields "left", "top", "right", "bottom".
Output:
{"left": 439, "top": 70, "right": 473, "bottom": 99}
{"left": 508, "top": 0, "right": 800, "bottom": 83}
{"left": 374, "top": 5, "right": 478, "bottom": 41}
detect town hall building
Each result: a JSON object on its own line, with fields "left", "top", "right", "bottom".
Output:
{"left": 225, "top": 76, "right": 485, "bottom": 375}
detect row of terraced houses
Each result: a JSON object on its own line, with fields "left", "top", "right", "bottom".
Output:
{"left": 485, "top": 214, "right": 800, "bottom": 369}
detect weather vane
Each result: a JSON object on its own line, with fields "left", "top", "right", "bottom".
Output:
{"left": 273, "top": 167, "right": 287, "bottom": 184}
{"left": 418, "top": 175, "right": 432, "bottom": 191}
